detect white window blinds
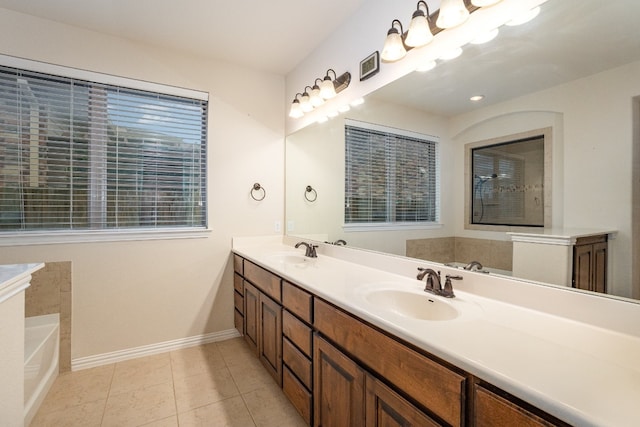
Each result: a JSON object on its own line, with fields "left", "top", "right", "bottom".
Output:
{"left": 0, "top": 65, "right": 208, "bottom": 232}
{"left": 345, "top": 121, "right": 439, "bottom": 225}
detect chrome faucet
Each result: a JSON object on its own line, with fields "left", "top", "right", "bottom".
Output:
{"left": 295, "top": 241, "right": 318, "bottom": 258}
{"left": 417, "top": 268, "right": 461, "bottom": 298}
{"left": 463, "top": 261, "right": 483, "bottom": 271}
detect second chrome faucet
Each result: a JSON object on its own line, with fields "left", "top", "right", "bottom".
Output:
{"left": 417, "top": 268, "right": 462, "bottom": 298}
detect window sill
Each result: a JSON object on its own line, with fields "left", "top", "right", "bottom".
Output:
{"left": 343, "top": 222, "right": 443, "bottom": 232}
{"left": 0, "top": 228, "right": 212, "bottom": 247}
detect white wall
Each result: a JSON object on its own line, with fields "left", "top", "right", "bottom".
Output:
{"left": 0, "top": 8, "right": 285, "bottom": 360}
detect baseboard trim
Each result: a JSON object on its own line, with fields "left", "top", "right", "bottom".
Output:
{"left": 71, "top": 328, "right": 241, "bottom": 371}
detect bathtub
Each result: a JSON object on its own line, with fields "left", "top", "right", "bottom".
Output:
{"left": 24, "top": 313, "right": 59, "bottom": 426}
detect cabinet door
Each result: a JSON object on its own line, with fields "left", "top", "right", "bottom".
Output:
{"left": 365, "top": 375, "right": 439, "bottom": 427}
{"left": 573, "top": 244, "right": 593, "bottom": 291}
{"left": 259, "top": 292, "right": 282, "bottom": 386}
{"left": 593, "top": 241, "right": 607, "bottom": 293}
{"left": 314, "top": 335, "right": 365, "bottom": 427}
{"left": 243, "top": 281, "right": 259, "bottom": 355}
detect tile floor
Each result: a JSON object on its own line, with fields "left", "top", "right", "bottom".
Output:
{"left": 31, "top": 337, "right": 307, "bottom": 427}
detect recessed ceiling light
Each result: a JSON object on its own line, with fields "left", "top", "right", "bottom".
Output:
{"left": 470, "top": 95, "right": 485, "bottom": 102}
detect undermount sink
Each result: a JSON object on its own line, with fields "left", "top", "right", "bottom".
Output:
{"left": 365, "top": 289, "right": 459, "bottom": 321}
{"left": 265, "top": 251, "right": 308, "bottom": 265}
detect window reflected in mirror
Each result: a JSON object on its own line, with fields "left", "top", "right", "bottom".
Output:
{"left": 344, "top": 120, "right": 439, "bottom": 228}
{"left": 471, "top": 135, "right": 544, "bottom": 226}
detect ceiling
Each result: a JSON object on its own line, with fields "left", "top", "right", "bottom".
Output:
{"left": 372, "top": 0, "right": 640, "bottom": 116}
{"left": 0, "top": 0, "right": 366, "bottom": 75}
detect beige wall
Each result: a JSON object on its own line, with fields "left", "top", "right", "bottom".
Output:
{"left": 0, "top": 9, "right": 285, "bottom": 360}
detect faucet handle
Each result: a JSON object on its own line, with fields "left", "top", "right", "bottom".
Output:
{"left": 442, "top": 275, "right": 462, "bottom": 298}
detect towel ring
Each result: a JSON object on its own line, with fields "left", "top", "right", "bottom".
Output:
{"left": 305, "top": 185, "right": 317, "bottom": 202}
{"left": 251, "top": 183, "right": 266, "bottom": 201}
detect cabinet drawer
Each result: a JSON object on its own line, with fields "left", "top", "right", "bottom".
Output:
{"left": 234, "top": 309, "right": 243, "bottom": 335}
{"left": 283, "top": 366, "right": 312, "bottom": 425}
{"left": 282, "top": 281, "right": 313, "bottom": 324}
{"left": 283, "top": 310, "right": 312, "bottom": 357}
{"left": 234, "top": 290, "right": 244, "bottom": 314}
{"left": 244, "top": 261, "right": 281, "bottom": 301}
{"left": 233, "top": 254, "right": 243, "bottom": 274}
{"left": 233, "top": 273, "right": 243, "bottom": 293}
{"left": 283, "top": 337, "right": 312, "bottom": 389}
{"left": 475, "top": 384, "right": 561, "bottom": 427}
{"left": 315, "top": 299, "right": 465, "bottom": 426}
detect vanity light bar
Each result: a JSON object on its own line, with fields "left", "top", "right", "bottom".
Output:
{"left": 289, "top": 70, "right": 351, "bottom": 119}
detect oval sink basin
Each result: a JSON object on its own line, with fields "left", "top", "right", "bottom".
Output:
{"left": 366, "top": 289, "right": 459, "bottom": 321}
{"left": 265, "top": 252, "right": 308, "bottom": 265}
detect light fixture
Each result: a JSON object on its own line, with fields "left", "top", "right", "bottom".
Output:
{"left": 288, "top": 69, "right": 351, "bottom": 119}
{"left": 471, "top": 0, "right": 502, "bottom": 6}
{"left": 288, "top": 93, "right": 303, "bottom": 119}
{"left": 506, "top": 6, "right": 540, "bottom": 26}
{"left": 381, "top": 19, "right": 407, "bottom": 62}
{"left": 319, "top": 69, "right": 338, "bottom": 99}
{"left": 300, "top": 86, "right": 313, "bottom": 113}
{"left": 436, "top": 0, "right": 470, "bottom": 29}
{"left": 405, "top": 1, "right": 434, "bottom": 48}
{"left": 310, "top": 79, "right": 325, "bottom": 107}
{"left": 470, "top": 95, "right": 485, "bottom": 101}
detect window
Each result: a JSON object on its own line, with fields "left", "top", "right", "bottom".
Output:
{"left": 471, "top": 135, "right": 544, "bottom": 226}
{"left": 344, "top": 121, "right": 439, "bottom": 227}
{"left": 0, "top": 63, "right": 208, "bottom": 234}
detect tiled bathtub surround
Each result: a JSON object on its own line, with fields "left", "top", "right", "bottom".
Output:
{"left": 406, "top": 237, "right": 513, "bottom": 272}
{"left": 26, "top": 261, "right": 72, "bottom": 372}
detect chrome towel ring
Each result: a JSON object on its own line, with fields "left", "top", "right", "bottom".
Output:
{"left": 251, "top": 183, "right": 266, "bottom": 201}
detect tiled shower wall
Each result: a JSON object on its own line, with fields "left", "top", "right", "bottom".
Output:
{"left": 406, "top": 237, "right": 513, "bottom": 272}
{"left": 26, "top": 261, "right": 72, "bottom": 372}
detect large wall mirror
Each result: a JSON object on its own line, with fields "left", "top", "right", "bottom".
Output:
{"left": 285, "top": 0, "right": 640, "bottom": 300}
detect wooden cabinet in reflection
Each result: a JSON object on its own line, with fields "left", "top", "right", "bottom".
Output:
{"left": 572, "top": 234, "right": 607, "bottom": 293}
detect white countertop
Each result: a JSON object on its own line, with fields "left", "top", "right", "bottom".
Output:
{"left": 233, "top": 236, "right": 640, "bottom": 427}
{"left": 0, "top": 263, "right": 44, "bottom": 305}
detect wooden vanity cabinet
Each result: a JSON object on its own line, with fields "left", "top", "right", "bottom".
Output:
{"left": 473, "top": 383, "right": 570, "bottom": 427}
{"left": 241, "top": 261, "right": 283, "bottom": 386}
{"left": 282, "top": 281, "right": 314, "bottom": 424}
{"left": 232, "top": 255, "right": 244, "bottom": 335}
{"left": 233, "top": 254, "right": 573, "bottom": 427}
{"left": 314, "top": 298, "right": 462, "bottom": 426}
{"left": 314, "top": 335, "right": 365, "bottom": 427}
{"left": 572, "top": 235, "right": 607, "bottom": 293}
